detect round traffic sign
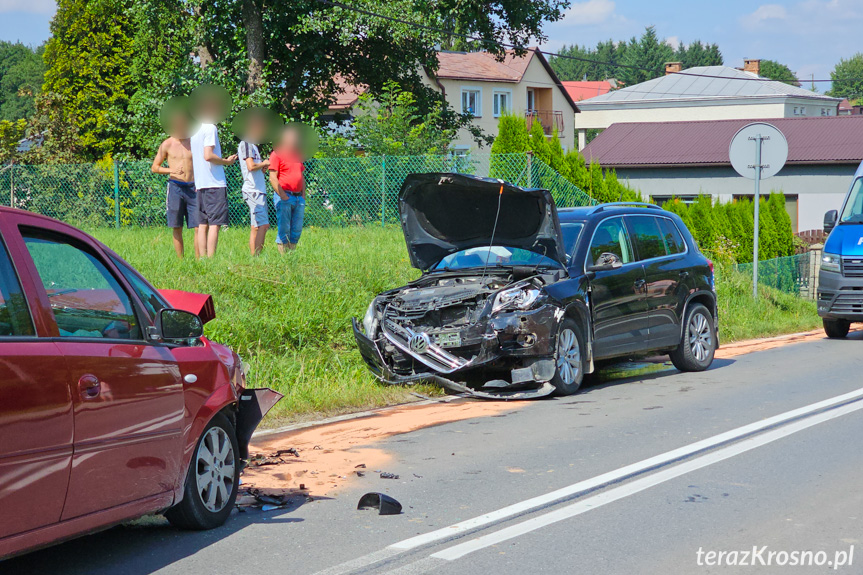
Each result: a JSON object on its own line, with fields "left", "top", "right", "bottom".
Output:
{"left": 728, "top": 122, "right": 788, "bottom": 179}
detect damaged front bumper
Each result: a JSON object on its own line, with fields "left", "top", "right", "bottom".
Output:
{"left": 352, "top": 306, "right": 560, "bottom": 400}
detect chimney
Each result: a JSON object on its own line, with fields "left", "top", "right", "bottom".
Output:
{"left": 744, "top": 59, "right": 761, "bottom": 76}
{"left": 665, "top": 62, "right": 682, "bottom": 75}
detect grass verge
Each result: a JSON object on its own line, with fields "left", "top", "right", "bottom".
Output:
{"left": 89, "top": 227, "right": 821, "bottom": 424}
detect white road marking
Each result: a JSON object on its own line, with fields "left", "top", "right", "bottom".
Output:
{"left": 312, "top": 386, "right": 863, "bottom": 575}
{"left": 431, "top": 398, "right": 863, "bottom": 561}
{"left": 390, "top": 386, "right": 863, "bottom": 551}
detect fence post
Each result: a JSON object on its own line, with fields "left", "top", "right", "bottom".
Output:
{"left": 9, "top": 161, "right": 14, "bottom": 209}
{"left": 113, "top": 160, "right": 120, "bottom": 229}
{"left": 526, "top": 152, "right": 533, "bottom": 188}
{"left": 381, "top": 155, "right": 386, "bottom": 226}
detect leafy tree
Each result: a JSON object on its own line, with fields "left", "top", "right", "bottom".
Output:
{"left": 674, "top": 40, "right": 723, "bottom": 69}
{"left": 827, "top": 53, "right": 863, "bottom": 103}
{"left": 43, "top": 0, "right": 136, "bottom": 160}
{"left": 0, "top": 42, "right": 45, "bottom": 121}
{"left": 618, "top": 27, "right": 674, "bottom": 86}
{"left": 0, "top": 119, "right": 26, "bottom": 164}
{"left": 550, "top": 40, "right": 628, "bottom": 82}
{"left": 758, "top": 59, "right": 799, "bottom": 86}
{"left": 347, "top": 81, "right": 455, "bottom": 156}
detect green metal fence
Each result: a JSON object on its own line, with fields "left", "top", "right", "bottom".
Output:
{"left": 0, "top": 153, "right": 595, "bottom": 229}
{"left": 734, "top": 251, "right": 815, "bottom": 298}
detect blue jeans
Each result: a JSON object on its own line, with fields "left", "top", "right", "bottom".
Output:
{"left": 274, "top": 193, "right": 305, "bottom": 245}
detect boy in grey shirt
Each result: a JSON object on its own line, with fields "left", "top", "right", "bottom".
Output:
{"left": 238, "top": 138, "right": 270, "bottom": 255}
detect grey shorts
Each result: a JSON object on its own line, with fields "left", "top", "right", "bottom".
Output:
{"left": 197, "top": 187, "right": 229, "bottom": 226}
{"left": 243, "top": 190, "right": 269, "bottom": 227}
{"left": 166, "top": 180, "right": 199, "bottom": 229}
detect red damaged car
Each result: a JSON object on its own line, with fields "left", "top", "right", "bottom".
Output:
{"left": 0, "top": 208, "right": 281, "bottom": 558}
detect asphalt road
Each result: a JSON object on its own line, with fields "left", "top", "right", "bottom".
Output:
{"left": 6, "top": 332, "right": 863, "bottom": 575}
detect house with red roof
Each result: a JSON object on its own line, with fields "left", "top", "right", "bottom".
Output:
{"left": 561, "top": 80, "right": 617, "bottom": 102}
{"left": 327, "top": 48, "right": 579, "bottom": 153}
{"left": 581, "top": 115, "right": 863, "bottom": 232}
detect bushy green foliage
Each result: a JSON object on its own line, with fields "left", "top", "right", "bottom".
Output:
{"left": 491, "top": 113, "right": 641, "bottom": 202}
{"left": 0, "top": 42, "right": 45, "bottom": 121}
{"left": 663, "top": 192, "right": 794, "bottom": 263}
{"left": 827, "top": 53, "right": 863, "bottom": 103}
{"left": 346, "top": 81, "right": 456, "bottom": 156}
{"left": 0, "top": 119, "right": 26, "bottom": 164}
{"left": 759, "top": 60, "right": 800, "bottom": 86}
{"left": 550, "top": 28, "right": 722, "bottom": 83}
{"left": 490, "top": 113, "right": 529, "bottom": 154}
{"left": 43, "top": 0, "right": 136, "bottom": 160}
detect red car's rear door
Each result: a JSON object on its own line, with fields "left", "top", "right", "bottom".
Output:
{"left": 13, "top": 223, "right": 184, "bottom": 519}
{"left": 0, "top": 229, "right": 73, "bottom": 539}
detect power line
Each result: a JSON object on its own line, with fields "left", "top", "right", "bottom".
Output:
{"left": 312, "top": 0, "right": 856, "bottom": 84}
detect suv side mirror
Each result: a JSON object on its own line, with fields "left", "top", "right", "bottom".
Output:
{"left": 587, "top": 252, "right": 623, "bottom": 273}
{"left": 154, "top": 308, "right": 203, "bottom": 343}
{"left": 824, "top": 210, "right": 838, "bottom": 234}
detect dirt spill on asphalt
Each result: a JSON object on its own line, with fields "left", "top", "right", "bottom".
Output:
{"left": 242, "top": 401, "right": 527, "bottom": 496}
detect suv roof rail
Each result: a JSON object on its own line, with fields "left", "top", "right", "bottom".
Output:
{"left": 589, "top": 202, "right": 662, "bottom": 214}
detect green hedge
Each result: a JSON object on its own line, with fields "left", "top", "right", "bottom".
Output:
{"left": 662, "top": 193, "right": 794, "bottom": 264}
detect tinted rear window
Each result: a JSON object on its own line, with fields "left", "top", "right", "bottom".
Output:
{"left": 628, "top": 216, "right": 667, "bottom": 261}
{"left": 658, "top": 218, "right": 686, "bottom": 254}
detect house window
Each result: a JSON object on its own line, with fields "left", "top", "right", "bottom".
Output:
{"left": 793, "top": 107, "right": 799, "bottom": 115}
{"left": 526, "top": 88, "right": 536, "bottom": 112}
{"left": 461, "top": 89, "right": 481, "bottom": 116}
{"left": 493, "top": 90, "right": 511, "bottom": 117}
{"left": 800, "top": 106, "right": 807, "bottom": 116}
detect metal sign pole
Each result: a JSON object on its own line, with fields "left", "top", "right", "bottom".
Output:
{"left": 749, "top": 134, "right": 769, "bottom": 299}
{"left": 729, "top": 123, "right": 787, "bottom": 300}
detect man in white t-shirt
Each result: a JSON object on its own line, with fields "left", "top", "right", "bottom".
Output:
{"left": 190, "top": 85, "right": 237, "bottom": 258}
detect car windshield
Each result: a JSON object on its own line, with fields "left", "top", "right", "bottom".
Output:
{"left": 840, "top": 177, "right": 863, "bottom": 223}
{"left": 433, "top": 246, "right": 562, "bottom": 271}
{"left": 560, "top": 222, "right": 585, "bottom": 264}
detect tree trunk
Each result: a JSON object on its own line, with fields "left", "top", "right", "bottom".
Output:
{"left": 242, "top": 0, "right": 265, "bottom": 92}
{"left": 193, "top": 3, "right": 214, "bottom": 68}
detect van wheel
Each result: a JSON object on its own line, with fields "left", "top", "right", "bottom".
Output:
{"left": 823, "top": 318, "right": 850, "bottom": 339}
{"left": 670, "top": 303, "right": 716, "bottom": 372}
{"left": 165, "top": 413, "right": 239, "bottom": 530}
{"left": 551, "top": 319, "right": 584, "bottom": 396}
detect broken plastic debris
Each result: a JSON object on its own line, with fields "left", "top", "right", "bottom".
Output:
{"left": 357, "top": 492, "right": 403, "bottom": 515}
{"left": 262, "top": 504, "right": 284, "bottom": 512}
{"left": 380, "top": 472, "right": 399, "bottom": 479}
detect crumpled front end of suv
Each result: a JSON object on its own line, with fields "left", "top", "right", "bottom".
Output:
{"left": 353, "top": 269, "right": 564, "bottom": 399}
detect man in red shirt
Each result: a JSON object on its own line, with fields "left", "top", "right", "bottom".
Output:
{"left": 268, "top": 126, "right": 307, "bottom": 253}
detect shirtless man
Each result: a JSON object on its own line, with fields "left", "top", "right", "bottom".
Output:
{"left": 151, "top": 96, "right": 199, "bottom": 258}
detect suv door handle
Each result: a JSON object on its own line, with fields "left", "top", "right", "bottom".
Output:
{"left": 78, "top": 374, "right": 101, "bottom": 399}
{"left": 633, "top": 279, "right": 647, "bottom": 291}
{"left": 679, "top": 271, "right": 690, "bottom": 278}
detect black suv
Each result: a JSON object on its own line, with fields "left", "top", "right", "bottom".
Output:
{"left": 353, "top": 173, "right": 718, "bottom": 399}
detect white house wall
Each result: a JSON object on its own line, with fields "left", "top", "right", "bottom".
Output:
{"left": 613, "top": 164, "right": 856, "bottom": 232}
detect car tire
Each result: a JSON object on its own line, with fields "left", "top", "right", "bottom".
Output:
{"left": 551, "top": 319, "right": 584, "bottom": 396}
{"left": 670, "top": 303, "right": 716, "bottom": 372}
{"left": 823, "top": 318, "right": 850, "bottom": 339}
{"left": 165, "top": 413, "right": 240, "bottom": 530}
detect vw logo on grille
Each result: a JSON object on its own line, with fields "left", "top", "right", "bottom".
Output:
{"left": 408, "top": 332, "right": 431, "bottom": 354}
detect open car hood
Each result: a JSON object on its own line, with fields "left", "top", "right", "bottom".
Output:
{"left": 399, "top": 173, "right": 566, "bottom": 271}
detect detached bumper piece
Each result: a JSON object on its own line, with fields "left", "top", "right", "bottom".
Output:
{"left": 352, "top": 318, "right": 556, "bottom": 400}
{"left": 236, "top": 388, "right": 284, "bottom": 459}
